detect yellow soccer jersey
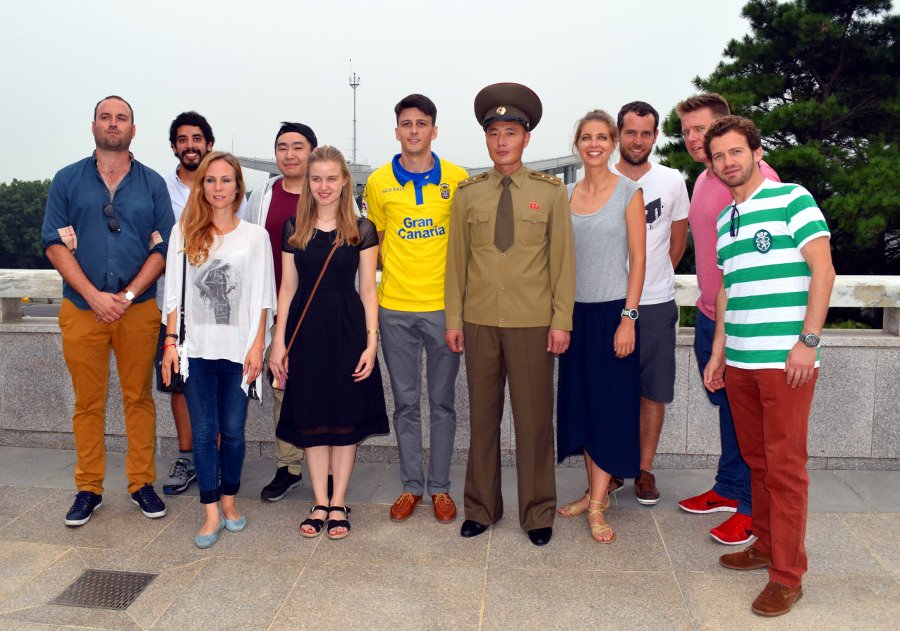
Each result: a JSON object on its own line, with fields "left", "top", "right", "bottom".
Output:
{"left": 364, "top": 153, "right": 468, "bottom": 311}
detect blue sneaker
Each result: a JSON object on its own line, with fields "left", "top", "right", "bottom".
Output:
{"left": 131, "top": 484, "right": 166, "bottom": 519}
{"left": 65, "top": 491, "right": 103, "bottom": 526}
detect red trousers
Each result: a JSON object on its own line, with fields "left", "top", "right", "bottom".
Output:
{"left": 725, "top": 366, "right": 817, "bottom": 587}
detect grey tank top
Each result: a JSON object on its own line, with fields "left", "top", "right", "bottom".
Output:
{"left": 568, "top": 177, "right": 640, "bottom": 303}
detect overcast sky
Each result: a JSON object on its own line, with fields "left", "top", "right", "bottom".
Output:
{"left": 1, "top": 0, "right": 757, "bottom": 189}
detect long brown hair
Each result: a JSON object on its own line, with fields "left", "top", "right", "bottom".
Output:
{"left": 288, "top": 145, "right": 359, "bottom": 249}
{"left": 180, "top": 152, "right": 246, "bottom": 265}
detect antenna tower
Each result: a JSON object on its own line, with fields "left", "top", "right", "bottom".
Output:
{"left": 349, "top": 61, "right": 361, "bottom": 164}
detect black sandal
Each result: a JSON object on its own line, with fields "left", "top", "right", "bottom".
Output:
{"left": 327, "top": 506, "right": 351, "bottom": 540}
{"left": 300, "top": 504, "right": 329, "bottom": 538}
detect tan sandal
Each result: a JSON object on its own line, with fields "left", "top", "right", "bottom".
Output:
{"left": 558, "top": 492, "right": 609, "bottom": 517}
{"left": 557, "top": 493, "right": 589, "bottom": 517}
{"left": 587, "top": 498, "right": 616, "bottom": 544}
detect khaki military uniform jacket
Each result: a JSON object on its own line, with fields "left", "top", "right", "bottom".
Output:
{"left": 444, "top": 165, "right": 575, "bottom": 331}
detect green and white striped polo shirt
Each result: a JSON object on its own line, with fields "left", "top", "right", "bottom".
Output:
{"left": 716, "top": 179, "right": 830, "bottom": 369}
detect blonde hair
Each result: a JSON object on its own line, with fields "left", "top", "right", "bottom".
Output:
{"left": 572, "top": 109, "right": 618, "bottom": 151}
{"left": 676, "top": 93, "right": 731, "bottom": 119}
{"left": 180, "top": 152, "right": 246, "bottom": 265}
{"left": 288, "top": 145, "right": 359, "bottom": 249}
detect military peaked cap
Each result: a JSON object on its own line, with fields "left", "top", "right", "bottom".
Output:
{"left": 474, "top": 82, "right": 542, "bottom": 131}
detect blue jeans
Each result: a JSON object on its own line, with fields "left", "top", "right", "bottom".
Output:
{"left": 184, "top": 358, "right": 248, "bottom": 504}
{"left": 693, "top": 312, "right": 751, "bottom": 516}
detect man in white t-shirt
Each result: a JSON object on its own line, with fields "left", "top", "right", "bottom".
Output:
{"left": 156, "top": 111, "right": 246, "bottom": 496}
{"left": 611, "top": 101, "right": 689, "bottom": 506}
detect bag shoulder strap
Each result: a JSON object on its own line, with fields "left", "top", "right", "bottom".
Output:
{"left": 178, "top": 251, "right": 187, "bottom": 342}
{"left": 285, "top": 240, "right": 340, "bottom": 353}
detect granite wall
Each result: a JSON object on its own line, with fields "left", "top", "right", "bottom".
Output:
{"left": 1, "top": 320, "right": 897, "bottom": 470}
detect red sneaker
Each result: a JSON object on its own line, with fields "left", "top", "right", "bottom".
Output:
{"left": 710, "top": 513, "right": 754, "bottom": 545}
{"left": 678, "top": 489, "right": 739, "bottom": 514}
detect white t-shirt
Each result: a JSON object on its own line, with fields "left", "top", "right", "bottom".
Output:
{"left": 612, "top": 162, "right": 689, "bottom": 304}
{"left": 156, "top": 170, "right": 248, "bottom": 310}
{"left": 163, "top": 220, "right": 276, "bottom": 395}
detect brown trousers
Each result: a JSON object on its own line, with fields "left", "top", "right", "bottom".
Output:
{"left": 726, "top": 366, "right": 817, "bottom": 587}
{"left": 462, "top": 323, "right": 556, "bottom": 531}
{"left": 59, "top": 298, "right": 160, "bottom": 494}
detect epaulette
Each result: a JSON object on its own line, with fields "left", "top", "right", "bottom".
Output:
{"left": 528, "top": 170, "right": 562, "bottom": 185}
{"left": 457, "top": 172, "right": 489, "bottom": 188}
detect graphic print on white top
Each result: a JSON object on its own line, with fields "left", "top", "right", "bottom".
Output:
{"left": 194, "top": 259, "right": 242, "bottom": 326}
{"left": 645, "top": 197, "right": 663, "bottom": 228}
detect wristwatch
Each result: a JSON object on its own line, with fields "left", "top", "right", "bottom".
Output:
{"left": 123, "top": 289, "right": 135, "bottom": 301}
{"left": 799, "top": 332, "right": 820, "bottom": 348}
{"left": 621, "top": 308, "right": 639, "bottom": 321}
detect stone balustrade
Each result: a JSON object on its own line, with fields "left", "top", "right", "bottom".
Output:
{"left": 1, "top": 269, "right": 897, "bottom": 469}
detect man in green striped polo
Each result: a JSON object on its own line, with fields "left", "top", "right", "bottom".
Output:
{"left": 702, "top": 116, "right": 835, "bottom": 618}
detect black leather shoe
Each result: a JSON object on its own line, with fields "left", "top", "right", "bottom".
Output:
{"left": 528, "top": 527, "right": 553, "bottom": 546}
{"left": 460, "top": 519, "right": 488, "bottom": 538}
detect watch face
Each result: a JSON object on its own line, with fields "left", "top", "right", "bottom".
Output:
{"left": 801, "top": 333, "right": 820, "bottom": 347}
{"left": 124, "top": 291, "right": 135, "bottom": 301}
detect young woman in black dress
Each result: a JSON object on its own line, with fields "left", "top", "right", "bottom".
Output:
{"left": 268, "top": 146, "right": 387, "bottom": 540}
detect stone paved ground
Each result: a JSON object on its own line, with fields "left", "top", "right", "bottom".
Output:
{"left": 0, "top": 446, "right": 897, "bottom": 630}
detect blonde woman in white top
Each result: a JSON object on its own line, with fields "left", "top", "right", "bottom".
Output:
{"left": 162, "top": 152, "right": 276, "bottom": 549}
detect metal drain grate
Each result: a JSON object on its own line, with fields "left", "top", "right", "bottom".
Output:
{"left": 53, "top": 569, "right": 157, "bottom": 610}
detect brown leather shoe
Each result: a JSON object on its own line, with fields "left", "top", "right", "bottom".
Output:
{"left": 608, "top": 477, "right": 624, "bottom": 495}
{"left": 751, "top": 581, "right": 802, "bottom": 617}
{"left": 390, "top": 492, "right": 422, "bottom": 522}
{"left": 432, "top": 493, "right": 457, "bottom": 523}
{"left": 634, "top": 470, "right": 660, "bottom": 505}
{"left": 719, "top": 544, "right": 772, "bottom": 571}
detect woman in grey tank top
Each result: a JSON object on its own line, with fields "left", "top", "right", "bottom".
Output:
{"left": 555, "top": 110, "right": 646, "bottom": 543}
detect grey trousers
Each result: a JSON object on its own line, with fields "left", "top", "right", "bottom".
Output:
{"left": 379, "top": 307, "right": 460, "bottom": 496}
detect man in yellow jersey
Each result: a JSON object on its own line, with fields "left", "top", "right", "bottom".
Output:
{"left": 364, "top": 94, "right": 468, "bottom": 524}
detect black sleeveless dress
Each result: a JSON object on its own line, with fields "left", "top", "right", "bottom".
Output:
{"left": 276, "top": 217, "right": 388, "bottom": 448}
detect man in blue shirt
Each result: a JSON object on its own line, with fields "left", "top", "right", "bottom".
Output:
{"left": 41, "top": 95, "right": 174, "bottom": 527}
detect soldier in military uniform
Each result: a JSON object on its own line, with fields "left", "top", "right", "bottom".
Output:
{"left": 444, "top": 82, "right": 576, "bottom": 546}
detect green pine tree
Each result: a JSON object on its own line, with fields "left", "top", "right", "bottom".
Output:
{"left": 660, "top": 0, "right": 900, "bottom": 275}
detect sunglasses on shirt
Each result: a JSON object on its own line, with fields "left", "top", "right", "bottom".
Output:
{"left": 729, "top": 204, "right": 740, "bottom": 238}
{"left": 103, "top": 203, "right": 121, "bottom": 233}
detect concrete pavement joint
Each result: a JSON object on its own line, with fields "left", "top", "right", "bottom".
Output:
{"left": 141, "top": 559, "right": 210, "bottom": 630}
{"left": 835, "top": 470, "right": 876, "bottom": 513}
{"left": 266, "top": 526, "right": 323, "bottom": 630}
{"left": 0, "top": 547, "right": 73, "bottom": 617}
{"left": 139, "top": 495, "right": 199, "bottom": 554}
{"left": 652, "top": 509, "right": 698, "bottom": 630}
{"left": 476, "top": 526, "right": 493, "bottom": 630}
{"left": 0, "top": 487, "right": 66, "bottom": 535}
{"left": 837, "top": 513, "right": 900, "bottom": 587}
